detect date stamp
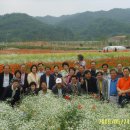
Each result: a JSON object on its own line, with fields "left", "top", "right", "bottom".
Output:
{"left": 98, "top": 119, "right": 130, "bottom": 125}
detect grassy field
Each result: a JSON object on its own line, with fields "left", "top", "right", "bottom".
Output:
{"left": 0, "top": 51, "right": 130, "bottom": 64}
{"left": 0, "top": 51, "right": 130, "bottom": 73}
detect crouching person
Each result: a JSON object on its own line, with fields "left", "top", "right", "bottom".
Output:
{"left": 52, "top": 78, "right": 66, "bottom": 97}
{"left": 2, "top": 79, "right": 21, "bottom": 107}
{"left": 67, "top": 75, "right": 81, "bottom": 96}
{"left": 26, "top": 82, "right": 38, "bottom": 96}
{"left": 39, "top": 82, "right": 52, "bottom": 96}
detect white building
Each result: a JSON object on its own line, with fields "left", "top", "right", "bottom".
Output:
{"left": 103, "top": 46, "right": 126, "bottom": 51}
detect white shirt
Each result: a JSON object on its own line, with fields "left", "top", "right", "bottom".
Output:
{"left": 39, "top": 89, "right": 52, "bottom": 97}
{"left": 37, "top": 71, "right": 44, "bottom": 78}
{"left": 21, "top": 73, "right": 25, "bottom": 85}
{"left": 11, "top": 85, "right": 17, "bottom": 98}
{"left": 103, "top": 72, "right": 111, "bottom": 80}
{"left": 46, "top": 76, "right": 49, "bottom": 88}
{"left": 3, "top": 74, "right": 9, "bottom": 87}
{"left": 79, "top": 60, "right": 86, "bottom": 67}
{"left": 58, "top": 89, "right": 63, "bottom": 98}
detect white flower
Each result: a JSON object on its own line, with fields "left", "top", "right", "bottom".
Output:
{"left": 0, "top": 94, "right": 130, "bottom": 130}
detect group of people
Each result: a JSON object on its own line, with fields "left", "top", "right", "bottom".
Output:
{"left": 0, "top": 54, "right": 130, "bottom": 107}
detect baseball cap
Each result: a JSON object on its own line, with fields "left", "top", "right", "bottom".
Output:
{"left": 56, "top": 78, "right": 62, "bottom": 83}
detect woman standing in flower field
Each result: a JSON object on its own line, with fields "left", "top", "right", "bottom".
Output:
{"left": 27, "top": 65, "right": 40, "bottom": 88}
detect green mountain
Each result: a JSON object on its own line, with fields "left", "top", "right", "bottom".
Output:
{"left": 1, "top": 8, "right": 130, "bottom": 42}
{"left": 0, "top": 13, "right": 74, "bottom": 42}
{"left": 37, "top": 8, "right": 130, "bottom": 40}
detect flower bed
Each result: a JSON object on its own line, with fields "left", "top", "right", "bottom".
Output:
{"left": 1, "top": 56, "right": 130, "bottom": 73}
{"left": 0, "top": 94, "right": 130, "bottom": 130}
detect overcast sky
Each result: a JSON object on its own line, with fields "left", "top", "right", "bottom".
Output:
{"left": 0, "top": 0, "right": 130, "bottom": 17}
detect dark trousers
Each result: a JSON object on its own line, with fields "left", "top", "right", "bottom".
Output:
{"left": 0, "top": 87, "right": 6, "bottom": 100}
{"left": 118, "top": 94, "right": 129, "bottom": 105}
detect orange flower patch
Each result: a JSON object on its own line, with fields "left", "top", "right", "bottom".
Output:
{"left": 0, "top": 56, "right": 130, "bottom": 73}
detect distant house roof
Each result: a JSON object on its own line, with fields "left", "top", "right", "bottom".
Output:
{"left": 108, "top": 35, "right": 127, "bottom": 42}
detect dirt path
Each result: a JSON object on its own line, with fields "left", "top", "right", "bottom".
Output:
{"left": 0, "top": 49, "right": 98, "bottom": 54}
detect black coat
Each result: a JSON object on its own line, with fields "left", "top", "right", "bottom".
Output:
{"left": 2, "top": 85, "right": 21, "bottom": 106}
{"left": 40, "top": 74, "right": 55, "bottom": 90}
{"left": 52, "top": 73, "right": 62, "bottom": 80}
{"left": 0, "top": 72, "right": 13, "bottom": 96}
{"left": 52, "top": 85, "right": 66, "bottom": 96}
{"left": 81, "top": 77, "right": 98, "bottom": 94}
{"left": 21, "top": 73, "right": 29, "bottom": 92}
{"left": 76, "top": 72, "right": 84, "bottom": 82}
{"left": 25, "top": 87, "right": 39, "bottom": 96}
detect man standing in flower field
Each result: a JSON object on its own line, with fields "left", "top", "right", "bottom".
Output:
{"left": 76, "top": 65, "right": 85, "bottom": 82}
{"left": 96, "top": 71, "right": 108, "bottom": 100}
{"left": 89, "top": 61, "right": 98, "bottom": 77}
{"left": 40, "top": 66, "right": 55, "bottom": 90}
{"left": 81, "top": 70, "right": 98, "bottom": 94}
{"left": 102, "top": 63, "right": 111, "bottom": 80}
{"left": 37, "top": 63, "right": 45, "bottom": 78}
{"left": 116, "top": 63, "right": 124, "bottom": 78}
{"left": 0, "top": 65, "right": 13, "bottom": 100}
{"left": 20, "top": 64, "right": 28, "bottom": 93}
{"left": 108, "top": 69, "right": 118, "bottom": 103}
{"left": 117, "top": 67, "right": 130, "bottom": 107}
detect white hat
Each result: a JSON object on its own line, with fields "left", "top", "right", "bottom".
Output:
{"left": 56, "top": 78, "right": 62, "bottom": 83}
